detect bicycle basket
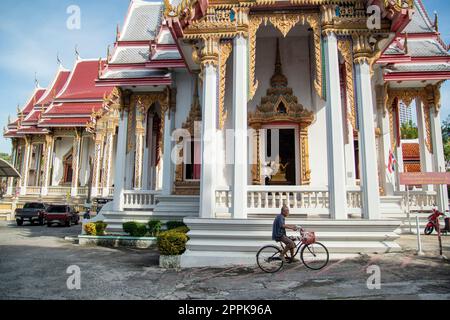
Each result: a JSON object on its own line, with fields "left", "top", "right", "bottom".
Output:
{"left": 302, "top": 232, "right": 316, "bottom": 245}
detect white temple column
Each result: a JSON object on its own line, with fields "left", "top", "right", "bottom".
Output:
{"left": 430, "top": 106, "right": 449, "bottom": 212}
{"left": 324, "top": 32, "right": 347, "bottom": 219}
{"left": 232, "top": 34, "right": 248, "bottom": 219}
{"left": 162, "top": 108, "right": 174, "bottom": 196}
{"left": 199, "top": 37, "right": 219, "bottom": 219}
{"left": 344, "top": 123, "right": 357, "bottom": 187}
{"left": 71, "top": 131, "right": 82, "bottom": 197}
{"left": 91, "top": 133, "right": 104, "bottom": 198}
{"left": 7, "top": 141, "right": 18, "bottom": 195}
{"left": 20, "top": 137, "right": 31, "bottom": 196}
{"left": 102, "top": 129, "right": 115, "bottom": 197}
{"left": 134, "top": 106, "right": 146, "bottom": 190}
{"left": 113, "top": 103, "right": 130, "bottom": 212}
{"left": 379, "top": 109, "right": 395, "bottom": 195}
{"left": 41, "top": 135, "right": 54, "bottom": 196}
{"left": 142, "top": 113, "right": 153, "bottom": 190}
{"left": 416, "top": 99, "right": 433, "bottom": 191}
{"left": 354, "top": 59, "right": 381, "bottom": 219}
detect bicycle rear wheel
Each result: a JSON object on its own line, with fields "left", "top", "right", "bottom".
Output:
{"left": 256, "top": 245, "right": 284, "bottom": 273}
{"left": 301, "top": 242, "right": 329, "bottom": 270}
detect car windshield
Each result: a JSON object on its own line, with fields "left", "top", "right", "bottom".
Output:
{"left": 47, "top": 206, "right": 69, "bottom": 213}
{"left": 23, "top": 203, "right": 45, "bottom": 209}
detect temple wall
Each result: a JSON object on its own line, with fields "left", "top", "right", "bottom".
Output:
{"left": 79, "top": 136, "right": 94, "bottom": 187}
{"left": 174, "top": 70, "right": 194, "bottom": 130}
{"left": 52, "top": 137, "right": 72, "bottom": 186}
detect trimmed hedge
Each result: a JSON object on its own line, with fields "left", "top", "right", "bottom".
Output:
{"left": 95, "top": 221, "right": 108, "bottom": 236}
{"left": 84, "top": 223, "right": 97, "bottom": 236}
{"left": 166, "top": 221, "right": 187, "bottom": 231}
{"left": 123, "top": 222, "right": 148, "bottom": 237}
{"left": 148, "top": 220, "right": 162, "bottom": 237}
{"left": 157, "top": 230, "right": 188, "bottom": 256}
{"left": 84, "top": 221, "right": 108, "bottom": 236}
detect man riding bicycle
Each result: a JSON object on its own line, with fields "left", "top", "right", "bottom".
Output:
{"left": 272, "top": 205, "right": 303, "bottom": 263}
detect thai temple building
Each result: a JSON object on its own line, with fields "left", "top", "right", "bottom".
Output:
{"left": 3, "top": 0, "right": 450, "bottom": 267}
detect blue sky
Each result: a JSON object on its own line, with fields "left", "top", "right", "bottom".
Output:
{"left": 0, "top": 1, "right": 449, "bottom": 154}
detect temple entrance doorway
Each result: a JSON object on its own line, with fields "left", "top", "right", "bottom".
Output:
{"left": 263, "top": 126, "right": 299, "bottom": 186}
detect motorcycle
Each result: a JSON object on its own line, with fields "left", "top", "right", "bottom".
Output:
{"left": 424, "top": 208, "right": 449, "bottom": 235}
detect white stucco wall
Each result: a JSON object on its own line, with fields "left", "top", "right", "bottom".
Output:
{"left": 52, "top": 137, "right": 72, "bottom": 186}
{"left": 79, "top": 136, "right": 94, "bottom": 187}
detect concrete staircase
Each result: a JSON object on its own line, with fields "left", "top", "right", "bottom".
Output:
{"left": 181, "top": 218, "right": 402, "bottom": 268}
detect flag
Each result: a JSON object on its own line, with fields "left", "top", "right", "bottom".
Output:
{"left": 387, "top": 149, "right": 397, "bottom": 174}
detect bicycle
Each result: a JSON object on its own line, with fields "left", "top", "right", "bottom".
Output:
{"left": 256, "top": 227, "right": 329, "bottom": 273}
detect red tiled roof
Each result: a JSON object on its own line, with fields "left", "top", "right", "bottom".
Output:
{"left": 402, "top": 143, "right": 420, "bottom": 160}
{"left": 36, "top": 69, "right": 71, "bottom": 106}
{"left": 21, "top": 88, "right": 46, "bottom": 115}
{"left": 22, "top": 109, "right": 42, "bottom": 124}
{"left": 45, "top": 102, "right": 103, "bottom": 116}
{"left": 38, "top": 117, "right": 90, "bottom": 127}
{"left": 56, "top": 60, "right": 114, "bottom": 100}
{"left": 17, "top": 127, "right": 49, "bottom": 135}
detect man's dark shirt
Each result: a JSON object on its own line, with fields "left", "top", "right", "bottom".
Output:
{"left": 272, "top": 214, "right": 286, "bottom": 241}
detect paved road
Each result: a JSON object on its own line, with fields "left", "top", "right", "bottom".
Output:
{"left": 0, "top": 221, "right": 450, "bottom": 300}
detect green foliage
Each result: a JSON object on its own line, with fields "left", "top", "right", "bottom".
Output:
{"left": 0, "top": 153, "right": 11, "bottom": 162}
{"left": 169, "top": 226, "right": 189, "bottom": 234}
{"left": 442, "top": 115, "right": 450, "bottom": 166}
{"left": 123, "top": 222, "right": 148, "bottom": 237}
{"left": 166, "top": 221, "right": 187, "bottom": 231}
{"left": 148, "top": 220, "right": 162, "bottom": 237}
{"left": 94, "top": 221, "right": 108, "bottom": 236}
{"left": 157, "top": 230, "right": 188, "bottom": 256}
{"left": 400, "top": 120, "right": 419, "bottom": 139}
{"left": 84, "top": 223, "right": 97, "bottom": 236}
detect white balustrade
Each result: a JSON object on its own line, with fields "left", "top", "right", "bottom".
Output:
{"left": 27, "top": 186, "right": 42, "bottom": 195}
{"left": 215, "top": 187, "right": 232, "bottom": 214}
{"left": 122, "top": 190, "right": 159, "bottom": 210}
{"left": 48, "top": 186, "right": 71, "bottom": 195}
{"left": 108, "top": 187, "right": 115, "bottom": 197}
{"left": 396, "top": 190, "right": 437, "bottom": 212}
{"left": 346, "top": 187, "right": 362, "bottom": 215}
{"left": 77, "top": 187, "right": 88, "bottom": 197}
{"left": 247, "top": 186, "right": 330, "bottom": 216}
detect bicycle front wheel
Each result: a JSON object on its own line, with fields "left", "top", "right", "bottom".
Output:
{"left": 301, "top": 242, "right": 329, "bottom": 270}
{"left": 256, "top": 245, "right": 284, "bottom": 273}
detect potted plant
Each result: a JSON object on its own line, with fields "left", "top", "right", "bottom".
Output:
{"left": 157, "top": 228, "right": 189, "bottom": 269}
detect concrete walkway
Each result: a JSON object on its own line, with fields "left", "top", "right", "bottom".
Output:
{"left": 0, "top": 222, "right": 449, "bottom": 300}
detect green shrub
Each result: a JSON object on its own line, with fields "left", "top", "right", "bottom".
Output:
{"left": 166, "top": 221, "right": 187, "bottom": 231}
{"left": 123, "top": 222, "right": 148, "bottom": 237}
{"left": 157, "top": 230, "right": 188, "bottom": 256}
{"left": 84, "top": 223, "right": 96, "bottom": 236}
{"left": 169, "top": 226, "right": 189, "bottom": 234}
{"left": 94, "top": 221, "right": 108, "bottom": 236}
{"left": 148, "top": 220, "right": 162, "bottom": 237}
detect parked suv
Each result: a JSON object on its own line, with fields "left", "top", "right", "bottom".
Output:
{"left": 15, "top": 202, "right": 49, "bottom": 226}
{"left": 46, "top": 205, "right": 80, "bottom": 227}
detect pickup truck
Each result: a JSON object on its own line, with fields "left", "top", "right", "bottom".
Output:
{"left": 15, "top": 202, "right": 49, "bottom": 226}
{"left": 46, "top": 205, "right": 80, "bottom": 227}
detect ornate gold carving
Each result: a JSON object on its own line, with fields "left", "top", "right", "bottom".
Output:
{"left": 385, "top": 85, "right": 443, "bottom": 154}
{"left": 219, "top": 41, "right": 232, "bottom": 130}
{"left": 200, "top": 36, "right": 220, "bottom": 67}
{"left": 337, "top": 38, "right": 356, "bottom": 130}
{"left": 248, "top": 13, "right": 323, "bottom": 100}
{"left": 249, "top": 40, "right": 314, "bottom": 185}
{"left": 300, "top": 127, "right": 311, "bottom": 185}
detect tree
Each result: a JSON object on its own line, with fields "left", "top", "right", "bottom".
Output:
{"left": 400, "top": 120, "right": 419, "bottom": 139}
{"left": 0, "top": 153, "right": 11, "bottom": 162}
{"left": 442, "top": 115, "right": 450, "bottom": 165}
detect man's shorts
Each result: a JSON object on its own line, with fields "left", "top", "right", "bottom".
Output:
{"left": 279, "top": 235, "right": 295, "bottom": 249}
